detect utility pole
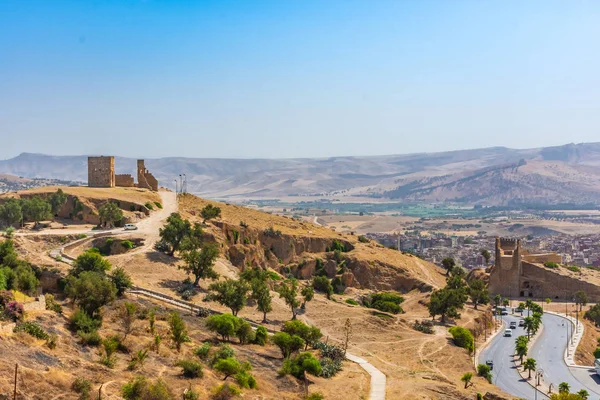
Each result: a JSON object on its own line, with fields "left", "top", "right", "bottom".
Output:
{"left": 13, "top": 364, "right": 17, "bottom": 400}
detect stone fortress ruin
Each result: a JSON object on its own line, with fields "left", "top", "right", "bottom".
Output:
{"left": 88, "top": 156, "right": 158, "bottom": 191}
{"left": 488, "top": 237, "right": 600, "bottom": 301}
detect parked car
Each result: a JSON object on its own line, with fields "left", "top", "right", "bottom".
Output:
{"left": 486, "top": 360, "right": 494, "bottom": 370}
{"left": 518, "top": 320, "right": 525, "bottom": 327}
{"left": 504, "top": 329, "right": 512, "bottom": 337}
{"left": 509, "top": 321, "right": 517, "bottom": 329}
{"left": 124, "top": 224, "right": 138, "bottom": 230}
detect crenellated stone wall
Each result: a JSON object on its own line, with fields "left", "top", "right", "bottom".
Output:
{"left": 137, "top": 160, "right": 158, "bottom": 191}
{"left": 115, "top": 174, "right": 135, "bottom": 187}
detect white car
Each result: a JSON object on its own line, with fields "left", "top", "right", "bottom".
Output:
{"left": 124, "top": 224, "right": 138, "bottom": 231}
{"left": 504, "top": 329, "right": 512, "bottom": 337}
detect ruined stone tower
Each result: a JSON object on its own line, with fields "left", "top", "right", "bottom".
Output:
{"left": 88, "top": 156, "right": 115, "bottom": 188}
{"left": 137, "top": 160, "right": 158, "bottom": 191}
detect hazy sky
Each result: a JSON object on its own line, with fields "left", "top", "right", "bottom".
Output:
{"left": 1, "top": 1, "right": 599, "bottom": 160}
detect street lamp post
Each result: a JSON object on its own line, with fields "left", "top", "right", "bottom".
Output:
{"left": 174, "top": 179, "right": 178, "bottom": 195}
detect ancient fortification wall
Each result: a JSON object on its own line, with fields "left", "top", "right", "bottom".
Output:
{"left": 137, "top": 160, "right": 158, "bottom": 191}
{"left": 87, "top": 157, "right": 158, "bottom": 191}
{"left": 115, "top": 174, "right": 135, "bottom": 187}
{"left": 488, "top": 236, "right": 600, "bottom": 300}
{"left": 88, "top": 156, "right": 115, "bottom": 187}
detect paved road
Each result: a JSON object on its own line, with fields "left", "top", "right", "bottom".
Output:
{"left": 479, "top": 314, "right": 547, "bottom": 399}
{"left": 529, "top": 313, "right": 600, "bottom": 398}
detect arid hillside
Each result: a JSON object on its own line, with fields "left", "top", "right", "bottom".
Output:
{"left": 178, "top": 194, "right": 447, "bottom": 292}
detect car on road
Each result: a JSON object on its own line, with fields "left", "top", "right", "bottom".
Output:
{"left": 509, "top": 321, "right": 517, "bottom": 329}
{"left": 124, "top": 224, "right": 138, "bottom": 230}
{"left": 486, "top": 360, "right": 494, "bottom": 370}
{"left": 504, "top": 329, "right": 512, "bottom": 337}
{"left": 518, "top": 320, "right": 525, "bottom": 327}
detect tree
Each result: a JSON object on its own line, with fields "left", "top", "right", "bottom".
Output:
{"left": 201, "top": 204, "right": 221, "bottom": 223}
{"left": 480, "top": 249, "right": 491, "bottom": 264}
{"left": 180, "top": 243, "right": 219, "bottom": 286}
{"left": 65, "top": 271, "right": 117, "bottom": 317}
{"left": 70, "top": 250, "right": 112, "bottom": 277}
{"left": 559, "top": 382, "right": 570, "bottom": 394}
{"left": 272, "top": 332, "right": 304, "bottom": 359}
{"left": 289, "top": 352, "right": 322, "bottom": 378}
{"left": 159, "top": 213, "right": 192, "bottom": 256}
{"left": 301, "top": 285, "right": 314, "bottom": 310}
{"left": 428, "top": 286, "right": 467, "bottom": 323}
{"left": 441, "top": 257, "right": 455, "bottom": 276}
{"left": 251, "top": 280, "right": 272, "bottom": 323}
{"left": 476, "top": 363, "right": 492, "bottom": 383}
{"left": 0, "top": 199, "right": 22, "bottom": 227}
{"left": 468, "top": 278, "right": 489, "bottom": 310}
{"left": 585, "top": 304, "right": 600, "bottom": 326}
{"left": 574, "top": 291, "right": 588, "bottom": 311}
{"left": 577, "top": 389, "right": 589, "bottom": 399}
{"left": 111, "top": 267, "right": 132, "bottom": 296}
{"left": 523, "top": 316, "right": 540, "bottom": 338}
{"left": 206, "top": 314, "right": 239, "bottom": 342}
{"left": 168, "top": 312, "right": 190, "bottom": 352}
{"left": 121, "top": 302, "right": 137, "bottom": 340}
{"left": 502, "top": 299, "right": 509, "bottom": 307}
{"left": 515, "top": 335, "right": 529, "bottom": 363}
{"left": 448, "top": 326, "right": 474, "bottom": 353}
{"left": 98, "top": 202, "right": 123, "bottom": 228}
{"left": 21, "top": 196, "right": 52, "bottom": 225}
{"left": 48, "top": 189, "right": 68, "bottom": 215}
{"left": 312, "top": 276, "right": 333, "bottom": 299}
{"left": 523, "top": 358, "right": 536, "bottom": 379}
{"left": 282, "top": 320, "right": 322, "bottom": 350}
{"left": 494, "top": 294, "right": 502, "bottom": 307}
{"left": 208, "top": 279, "right": 250, "bottom": 316}
{"left": 461, "top": 372, "right": 473, "bottom": 388}
{"left": 213, "top": 357, "right": 242, "bottom": 380}
{"left": 277, "top": 278, "right": 301, "bottom": 320}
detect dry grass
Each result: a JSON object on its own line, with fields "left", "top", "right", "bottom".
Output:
{"left": 2, "top": 186, "right": 161, "bottom": 205}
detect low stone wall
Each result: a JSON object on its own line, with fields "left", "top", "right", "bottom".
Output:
{"left": 115, "top": 174, "right": 135, "bottom": 187}
{"left": 522, "top": 253, "right": 562, "bottom": 264}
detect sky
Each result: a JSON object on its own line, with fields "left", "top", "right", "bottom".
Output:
{"left": 1, "top": 0, "right": 599, "bottom": 160}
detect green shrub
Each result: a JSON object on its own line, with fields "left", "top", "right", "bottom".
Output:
{"left": 567, "top": 265, "right": 581, "bottom": 273}
{"left": 368, "top": 292, "right": 404, "bottom": 314}
{"left": 14, "top": 321, "right": 49, "bottom": 340}
{"left": 263, "top": 227, "right": 282, "bottom": 237}
{"left": 544, "top": 262, "right": 559, "bottom": 269}
{"left": 45, "top": 293, "right": 63, "bottom": 314}
{"left": 593, "top": 347, "right": 600, "bottom": 359}
{"left": 46, "top": 333, "right": 58, "bottom": 349}
{"left": 254, "top": 326, "right": 268, "bottom": 346}
{"left": 212, "top": 344, "right": 235, "bottom": 365}
{"left": 235, "top": 320, "right": 254, "bottom": 344}
{"left": 448, "top": 326, "right": 474, "bottom": 353}
{"left": 154, "top": 202, "right": 163, "bottom": 209}
{"left": 211, "top": 383, "right": 241, "bottom": 399}
{"left": 72, "top": 377, "right": 92, "bottom": 399}
{"left": 121, "top": 240, "right": 134, "bottom": 249}
{"left": 313, "top": 276, "right": 333, "bottom": 299}
{"left": 121, "top": 376, "right": 173, "bottom": 400}
{"left": 176, "top": 359, "right": 204, "bottom": 378}
{"left": 345, "top": 298, "right": 359, "bottom": 306}
{"left": 235, "top": 370, "right": 257, "bottom": 389}
{"left": 69, "top": 309, "right": 102, "bottom": 333}
{"left": 77, "top": 330, "right": 101, "bottom": 346}
{"left": 206, "top": 314, "right": 239, "bottom": 342}
{"left": 413, "top": 320, "right": 435, "bottom": 334}
{"left": 194, "top": 343, "right": 212, "bottom": 360}
{"left": 145, "top": 202, "right": 154, "bottom": 210}
{"left": 358, "top": 235, "right": 370, "bottom": 243}
{"left": 477, "top": 363, "right": 492, "bottom": 383}
{"left": 307, "top": 394, "right": 324, "bottom": 400}
{"left": 267, "top": 271, "right": 281, "bottom": 281}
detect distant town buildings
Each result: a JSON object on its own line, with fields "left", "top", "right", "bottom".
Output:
{"left": 367, "top": 232, "right": 600, "bottom": 269}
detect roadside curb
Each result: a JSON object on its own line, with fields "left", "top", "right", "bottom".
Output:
{"left": 475, "top": 318, "right": 505, "bottom": 365}
{"left": 545, "top": 311, "right": 585, "bottom": 368}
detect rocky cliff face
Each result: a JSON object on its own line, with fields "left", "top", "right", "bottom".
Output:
{"left": 209, "top": 220, "right": 440, "bottom": 293}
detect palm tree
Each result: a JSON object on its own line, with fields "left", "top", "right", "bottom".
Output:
{"left": 577, "top": 389, "right": 589, "bottom": 399}
{"left": 523, "top": 358, "right": 536, "bottom": 379}
{"left": 461, "top": 372, "right": 473, "bottom": 389}
{"left": 523, "top": 317, "right": 535, "bottom": 338}
{"left": 516, "top": 341, "right": 528, "bottom": 363}
{"left": 558, "top": 382, "right": 570, "bottom": 394}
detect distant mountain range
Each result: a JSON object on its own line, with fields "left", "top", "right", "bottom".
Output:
{"left": 2, "top": 142, "right": 600, "bottom": 206}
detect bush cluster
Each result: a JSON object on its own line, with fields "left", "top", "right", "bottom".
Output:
{"left": 449, "top": 326, "right": 474, "bottom": 353}
{"left": 364, "top": 292, "right": 404, "bottom": 314}
{"left": 14, "top": 321, "right": 49, "bottom": 340}
{"left": 413, "top": 320, "right": 435, "bottom": 334}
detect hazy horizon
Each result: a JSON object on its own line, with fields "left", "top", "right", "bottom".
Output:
{"left": 2, "top": 1, "right": 599, "bottom": 159}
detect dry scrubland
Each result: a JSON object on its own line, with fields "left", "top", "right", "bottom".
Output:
{"left": 0, "top": 189, "right": 515, "bottom": 399}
